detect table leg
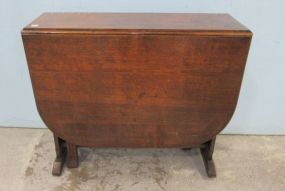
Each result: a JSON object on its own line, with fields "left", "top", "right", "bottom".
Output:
{"left": 52, "top": 135, "right": 66, "bottom": 176}
{"left": 66, "top": 143, "right": 79, "bottom": 168}
{"left": 200, "top": 137, "right": 216, "bottom": 177}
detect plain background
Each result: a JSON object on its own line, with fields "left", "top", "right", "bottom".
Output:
{"left": 0, "top": 0, "right": 284, "bottom": 134}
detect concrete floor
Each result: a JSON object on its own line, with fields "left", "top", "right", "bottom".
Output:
{"left": 0, "top": 127, "right": 284, "bottom": 191}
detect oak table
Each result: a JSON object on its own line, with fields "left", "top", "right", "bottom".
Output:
{"left": 22, "top": 13, "right": 252, "bottom": 177}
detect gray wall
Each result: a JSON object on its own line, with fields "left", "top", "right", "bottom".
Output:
{"left": 0, "top": 0, "right": 284, "bottom": 134}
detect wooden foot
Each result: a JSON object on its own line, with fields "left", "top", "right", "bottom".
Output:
{"left": 52, "top": 134, "right": 79, "bottom": 175}
{"left": 66, "top": 143, "right": 79, "bottom": 168}
{"left": 200, "top": 137, "right": 216, "bottom": 177}
{"left": 52, "top": 135, "right": 66, "bottom": 176}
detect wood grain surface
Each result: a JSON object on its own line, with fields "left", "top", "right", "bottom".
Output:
{"left": 22, "top": 13, "right": 251, "bottom": 36}
{"left": 22, "top": 31, "right": 251, "bottom": 147}
{"left": 22, "top": 13, "right": 252, "bottom": 147}
{"left": 22, "top": 13, "right": 252, "bottom": 176}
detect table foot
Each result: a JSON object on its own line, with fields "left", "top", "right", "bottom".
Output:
{"left": 67, "top": 143, "right": 79, "bottom": 168}
{"left": 52, "top": 135, "right": 79, "bottom": 175}
{"left": 52, "top": 135, "right": 66, "bottom": 176}
{"left": 200, "top": 137, "right": 216, "bottom": 177}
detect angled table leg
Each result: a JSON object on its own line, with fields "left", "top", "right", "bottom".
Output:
{"left": 52, "top": 135, "right": 66, "bottom": 176}
{"left": 200, "top": 137, "right": 216, "bottom": 177}
{"left": 66, "top": 143, "right": 79, "bottom": 168}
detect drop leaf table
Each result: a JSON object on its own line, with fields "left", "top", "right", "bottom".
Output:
{"left": 22, "top": 13, "right": 252, "bottom": 177}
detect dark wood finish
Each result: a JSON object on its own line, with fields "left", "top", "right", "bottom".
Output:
{"left": 52, "top": 135, "right": 66, "bottom": 176}
{"left": 66, "top": 143, "right": 79, "bottom": 168}
{"left": 200, "top": 137, "right": 216, "bottom": 177}
{"left": 22, "top": 13, "right": 252, "bottom": 177}
{"left": 22, "top": 13, "right": 250, "bottom": 36}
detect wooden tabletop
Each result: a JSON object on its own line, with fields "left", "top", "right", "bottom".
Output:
{"left": 22, "top": 13, "right": 252, "bottom": 36}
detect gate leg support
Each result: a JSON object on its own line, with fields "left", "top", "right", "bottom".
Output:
{"left": 66, "top": 143, "right": 79, "bottom": 168}
{"left": 52, "top": 135, "right": 66, "bottom": 176}
{"left": 200, "top": 137, "right": 216, "bottom": 177}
